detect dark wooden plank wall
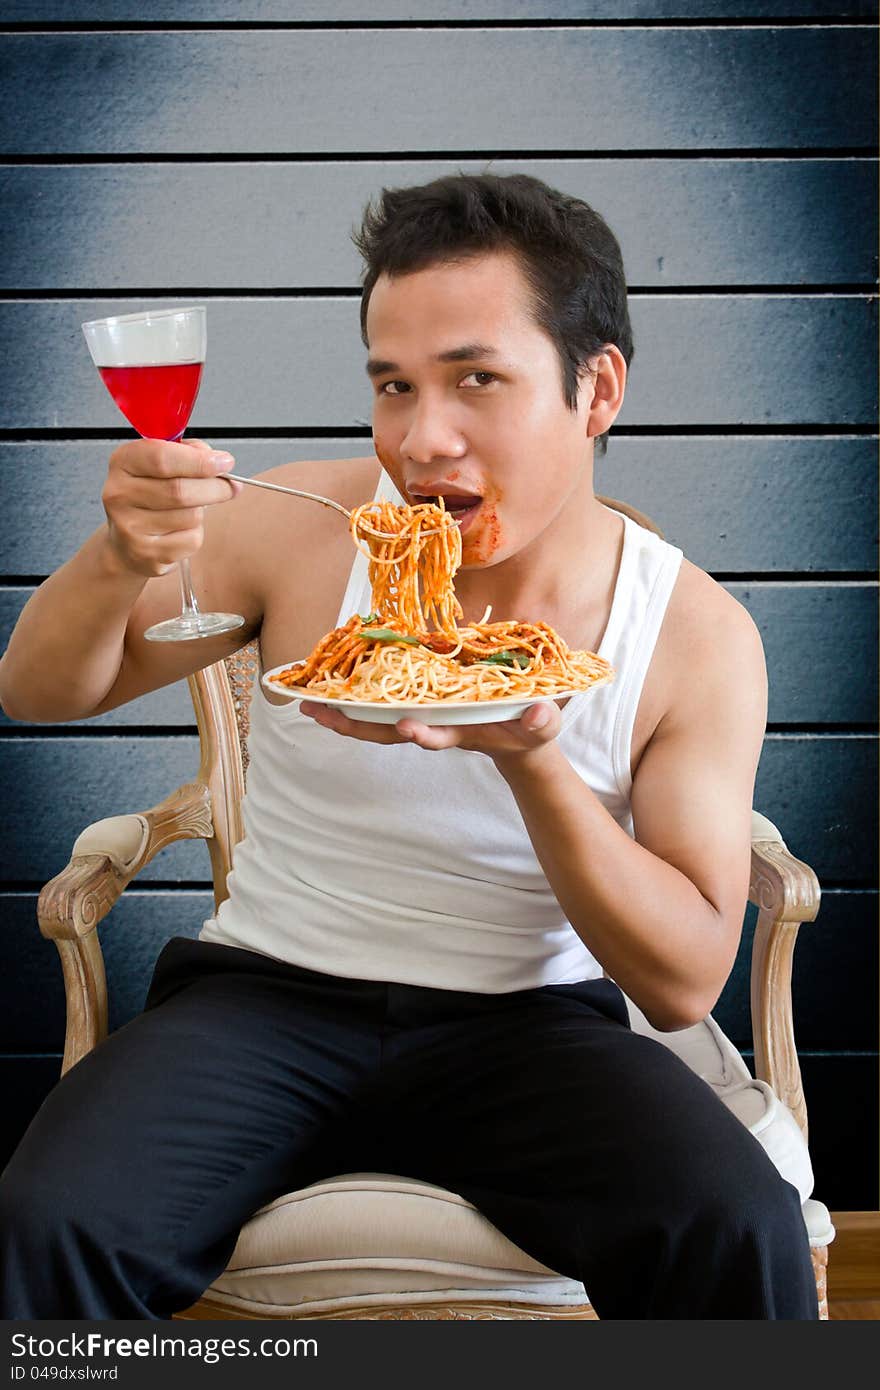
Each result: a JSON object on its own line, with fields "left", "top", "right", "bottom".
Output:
{"left": 0, "top": 4, "right": 876, "bottom": 1217}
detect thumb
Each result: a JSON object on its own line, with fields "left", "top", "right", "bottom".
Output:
{"left": 521, "top": 701, "right": 560, "bottom": 742}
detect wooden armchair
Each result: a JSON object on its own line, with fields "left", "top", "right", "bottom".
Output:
{"left": 35, "top": 500, "right": 834, "bottom": 1320}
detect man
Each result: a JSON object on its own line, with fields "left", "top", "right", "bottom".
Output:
{"left": 0, "top": 174, "right": 818, "bottom": 1318}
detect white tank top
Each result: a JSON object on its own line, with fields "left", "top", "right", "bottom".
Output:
{"left": 199, "top": 470, "right": 683, "bottom": 992}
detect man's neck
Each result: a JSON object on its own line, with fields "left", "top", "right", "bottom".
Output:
{"left": 453, "top": 478, "right": 624, "bottom": 636}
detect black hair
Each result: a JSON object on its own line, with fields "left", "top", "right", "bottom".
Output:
{"left": 352, "top": 172, "right": 633, "bottom": 456}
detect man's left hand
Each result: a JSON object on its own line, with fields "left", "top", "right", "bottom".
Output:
{"left": 298, "top": 698, "right": 563, "bottom": 761}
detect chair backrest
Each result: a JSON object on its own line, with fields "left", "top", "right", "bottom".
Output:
{"left": 188, "top": 496, "right": 664, "bottom": 907}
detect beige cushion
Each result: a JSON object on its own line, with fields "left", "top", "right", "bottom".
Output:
{"left": 751, "top": 809, "right": 785, "bottom": 843}
{"left": 210, "top": 1174, "right": 581, "bottom": 1317}
{"left": 72, "top": 813, "right": 149, "bottom": 874}
{"left": 204, "top": 1006, "right": 825, "bottom": 1317}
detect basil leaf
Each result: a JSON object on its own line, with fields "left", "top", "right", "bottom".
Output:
{"left": 474, "top": 650, "right": 531, "bottom": 669}
{"left": 359, "top": 627, "right": 420, "bottom": 646}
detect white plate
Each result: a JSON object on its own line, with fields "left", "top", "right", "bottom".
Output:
{"left": 261, "top": 662, "right": 608, "bottom": 726}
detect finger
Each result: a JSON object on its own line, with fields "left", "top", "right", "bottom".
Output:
{"left": 121, "top": 474, "right": 243, "bottom": 510}
{"left": 300, "top": 701, "right": 332, "bottom": 722}
{"left": 120, "top": 441, "right": 236, "bottom": 481}
{"left": 180, "top": 438, "right": 241, "bottom": 493}
{"left": 145, "top": 527, "right": 206, "bottom": 565}
{"left": 519, "top": 701, "right": 561, "bottom": 741}
{"left": 140, "top": 506, "right": 206, "bottom": 537}
{"left": 395, "top": 719, "right": 460, "bottom": 750}
{"left": 299, "top": 702, "right": 403, "bottom": 744}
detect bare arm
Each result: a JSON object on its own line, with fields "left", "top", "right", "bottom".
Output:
{"left": 0, "top": 438, "right": 257, "bottom": 723}
{"left": 494, "top": 600, "right": 768, "bottom": 1030}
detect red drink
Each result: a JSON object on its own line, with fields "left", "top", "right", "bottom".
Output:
{"left": 83, "top": 305, "right": 244, "bottom": 640}
{"left": 98, "top": 361, "right": 204, "bottom": 440}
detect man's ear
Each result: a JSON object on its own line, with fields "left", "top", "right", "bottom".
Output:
{"left": 584, "top": 348, "right": 627, "bottom": 439}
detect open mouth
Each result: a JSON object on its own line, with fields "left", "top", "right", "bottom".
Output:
{"left": 409, "top": 491, "right": 483, "bottom": 530}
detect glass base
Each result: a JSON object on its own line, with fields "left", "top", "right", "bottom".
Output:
{"left": 144, "top": 611, "right": 246, "bottom": 643}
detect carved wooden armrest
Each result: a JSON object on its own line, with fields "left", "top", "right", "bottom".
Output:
{"left": 748, "top": 810, "right": 821, "bottom": 1143}
{"left": 36, "top": 781, "right": 213, "bottom": 1075}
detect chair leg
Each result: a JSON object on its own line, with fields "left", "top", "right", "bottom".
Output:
{"left": 812, "top": 1244, "right": 829, "bottom": 1320}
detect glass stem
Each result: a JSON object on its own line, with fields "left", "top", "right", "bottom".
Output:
{"left": 177, "top": 557, "right": 201, "bottom": 616}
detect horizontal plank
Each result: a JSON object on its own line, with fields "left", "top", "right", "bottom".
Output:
{"left": 1, "top": 439, "right": 875, "bottom": 576}
{"left": 1, "top": 297, "right": 876, "bottom": 430}
{"left": 2, "top": 160, "right": 875, "bottom": 290}
{"left": 1, "top": 4, "right": 875, "bottom": 23}
{"left": 755, "top": 735, "right": 878, "bottom": 881}
{"left": 2, "top": 580, "right": 874, "bottom": 728}
{"left": 0, "top": 30, "right": 874, "bottom": 154}
{"left": 602, "top": 438, "right": 878, "bottom": 574}
{"left": 727, "top": 583, "right": 877, "bottom": 723}
{"left": 1, "top": 1050, "right": 874, "bottom": 1210}
{"left": 0, "top": 733, "right": 875, "bottom": 882}
{"left": 1, "top": 888, "right": 874, "bottom": 1054}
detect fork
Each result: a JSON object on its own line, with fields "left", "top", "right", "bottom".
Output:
{"left": 227, "top": 473, "right": 444, "bottom": 539}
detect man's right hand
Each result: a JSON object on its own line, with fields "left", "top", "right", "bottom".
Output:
{"left": 102, "top": 437, "right": 242, "bottom": 577}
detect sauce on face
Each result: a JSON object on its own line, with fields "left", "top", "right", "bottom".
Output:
{"left": 462, "top": 484, "right": 503, "bottom": 565}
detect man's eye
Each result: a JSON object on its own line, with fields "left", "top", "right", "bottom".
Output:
{"left": 380, "top": 380, "right": 411, "bottom": 396}
{"left": 461, "top": 371, "right": 496, "bottom": 387}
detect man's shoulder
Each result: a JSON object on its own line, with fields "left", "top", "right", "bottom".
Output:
{"left": 659, "top": 556, "right": 767, "bottom": 723}
{"left": 670, "top": 557, "right": 764, "bottom": 659}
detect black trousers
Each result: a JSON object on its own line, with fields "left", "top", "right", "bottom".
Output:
{"left": 0, "top": 936, "right": 818, "bottom": 1320}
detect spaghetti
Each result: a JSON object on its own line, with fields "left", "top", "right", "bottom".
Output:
{"left": 269, "top": 498, "right": 615, "bottom": 704}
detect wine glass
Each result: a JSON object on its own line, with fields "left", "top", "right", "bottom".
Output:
{"left": 82, "top": 305, "right": 245, "bottom": 643}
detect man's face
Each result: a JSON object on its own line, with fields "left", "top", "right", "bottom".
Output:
{"left": 366, "top": 251, "right": 593, "bottom": 568}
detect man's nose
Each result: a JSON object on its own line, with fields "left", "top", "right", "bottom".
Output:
{"left": 399, "top": 398, "right": 466, "bottom": 464}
